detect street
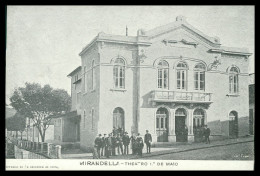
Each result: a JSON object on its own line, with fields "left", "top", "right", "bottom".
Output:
{"left": 140, "top": 141, "right": 254, "bottom": 160}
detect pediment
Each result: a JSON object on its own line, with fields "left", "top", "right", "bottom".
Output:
{"left": 145, "top": 19, "right": 221, "bottom": 48}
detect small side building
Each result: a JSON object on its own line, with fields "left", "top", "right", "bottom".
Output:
{"left": 53, "top": 66, "right": 82, "bottom": 143}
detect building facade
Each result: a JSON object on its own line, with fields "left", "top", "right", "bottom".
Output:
{"left": 74, "top": 16, "right": 252, "bottom": 151}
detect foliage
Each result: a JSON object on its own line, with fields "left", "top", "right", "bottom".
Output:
{"left": 10, "top": 82, "right": 71, "bottom": 142}
{"left": 6, "top": 112, "right": 26, "bottom": 132}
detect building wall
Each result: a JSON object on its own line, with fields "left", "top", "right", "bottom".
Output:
{"left": 80, "top": 43, "right": 100, "bottom": 151}
{"left": 99, "top": 42, "right": 137, "bottom": 135}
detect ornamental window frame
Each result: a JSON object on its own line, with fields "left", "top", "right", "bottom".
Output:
{"left": 228, "top": 66, "right": 239, "bottom": 94}
{"left": 176, "top": 61, "right": 188, "bottom": 90}
{"left": 194, "top": 63, "right": 206, "bottom": 91}
{"left": 157, "top": 60, "right": 169, "bottom": 89}
{"left": 113, "top": 58, "right": 126, "bottom": 89}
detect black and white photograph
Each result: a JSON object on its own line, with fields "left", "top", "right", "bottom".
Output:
{"left": 5, "top": 5, "right": 254, "bottom": 170}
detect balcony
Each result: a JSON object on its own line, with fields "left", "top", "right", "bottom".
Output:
{"left": 151, "top": 90, "right": 213, "bottom": 103}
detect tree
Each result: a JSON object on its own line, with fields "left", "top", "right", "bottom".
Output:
{"left": 10, "top": 82, "right": 71, "bottom": 142}
{"left": 6, "top": 112, "right": 26, "bottom": 139}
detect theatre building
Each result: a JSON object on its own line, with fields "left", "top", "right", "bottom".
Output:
{"left": 75, "top": 16, "right": 252, "bottom": 151}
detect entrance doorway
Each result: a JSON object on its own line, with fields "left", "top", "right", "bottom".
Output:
{"left": 193, "top": 109, "right": 206, "bottom": 142}
{"left": 229, "top": 111, "right": 238, "bottom": 138}
{"left": 113, "top": 107, "right": 125, "bottom": 131}
{"left": 175, "top": 108, "right": 188, "bottom": 142}
{"left": 156, "top": 107, "right": 169, "bottom": 142}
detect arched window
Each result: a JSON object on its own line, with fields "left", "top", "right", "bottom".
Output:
{"left": 229, "top": 67, "right": 239, "bottom": 94}
{"left": 113, "top": 107, "right": 124, "bottom": 130}
{"left": 156, "top": 107, "right": 169, "bottom": 142}
{"left": 91, "top": 60, "right": 95, "bottom": 90}
{"left": 176, "top": 62, "right": 188, "bottom": 90}
{"left": 113, "top": 58, "right": 125, "bottom": 89}
{"left": 193, "top": 109, "right": 205, "bottom": 128}
{"left": 157, "top": 60, "right": 169, "bottom": 89}
{"left": 194, "top": 63, "right": 206, "bottom": 91}
{"left": 91, "top": 108, "right": 94, "bottom": 131}
{"left": 83, "top": 110, "right": 86, "bottom": 129}
{"left": 84, "top": 66, "right": 87, "bottom": 92}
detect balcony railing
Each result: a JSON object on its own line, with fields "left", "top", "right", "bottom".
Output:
{"left": 151, "top": 90, "right": 212, "bottom": 103}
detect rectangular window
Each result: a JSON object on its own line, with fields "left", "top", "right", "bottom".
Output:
{"left": 158, "top": 69, "right": 168, "bottom": 89}
{"left": 156, "top": 117, "right": 159, "bottom": 128}
{"left": 229, "top": 75, "right": 238, "bottom": 94}
{"left": 76, "top": 92, "right": 81, "bottom": 105}
{"left": 161, "top": 118, "right": 164, "bottom": 128}
{"left": 163, "top": 69, "right": 168, "bottom": 88}
{"left": 158, "top": 69, "right": 162, "bottom": 88}
{"left": 113, "top": 66, "right": 118, "bottom": 88}
{"left": 83, "top": 111, "right": 86, "bottom": 129}
{"left": 177, "top": 71, "right": 180, "bottom": 89}
{"left": 177, "top": 70, "right": 186, "bottom": 90}
{"left": 194, "top": 71, "right": 205, "bottom": 91}
{"left": 200, "top": 72, "right": 205, "bottom": 90}
{"left": 84, "top": 66, "right": 87, "bottom": 92}
{"left": 91, "top": 109, "right": 94, "bottom": 131}
{"left": 91, "top": 67, "right": 95, "bottom": 90}
{"left": 194, "top": 72, "right": 199, "bottom": 90}
{"left": 182, "top": 71, "right": 185, "bottom": 89}
{"left": 119, "top": 67, "right": 125, "bottom": 88}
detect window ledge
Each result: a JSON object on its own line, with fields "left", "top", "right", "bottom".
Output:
{"left": 110, "top": 88, "right": 127, "bottom": 92}
{"left": 90, "top": 89, "right": 96, "bottom": 93}
{"left": 226, "top": 94, "right": 240, "bottom": 97}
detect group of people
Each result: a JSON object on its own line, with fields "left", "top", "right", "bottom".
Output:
{"left": 93, "top": 127, "right": 152, "bottom": 159}
{"left": 194, "top": 125, "right": 211, "bottom": 144}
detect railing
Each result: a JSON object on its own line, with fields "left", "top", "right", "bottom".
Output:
{"left": 7, "top": 137, "right": 61, "bottom": 159}
{"left": 151, "top": 90, "right": 212, "bottom": 103}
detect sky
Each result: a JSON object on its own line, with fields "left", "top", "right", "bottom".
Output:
{"left": 6, "top": 6, "right": 254, "bottom": 103}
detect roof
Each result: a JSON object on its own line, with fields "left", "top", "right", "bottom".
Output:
{"left": 79, "top": 15, "right": 251, "bottom": 56}
{"left": 73, "top": 78, "right": 81, "bottom": 84}
{"left": 51, "top": 110, "right": 80, "bottom": 119}
{"left": 79, "top": 32, "right": 152, "bottom": 56}
{"left": 67, "top": 66, "right": 81, "bottom": 77}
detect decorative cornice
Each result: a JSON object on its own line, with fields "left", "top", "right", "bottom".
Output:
{"left": 209, "top": 49, "right": 252, "bottom": 56}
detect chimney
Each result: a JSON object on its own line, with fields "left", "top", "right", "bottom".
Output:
{"left": 126, "top": 26, "right": 128, "bottom": 36}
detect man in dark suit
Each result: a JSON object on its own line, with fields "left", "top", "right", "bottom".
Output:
{"left": 116, "top": 133, "right": 123, "bottom": 155}
{"left": 122, "top": 132, "right": 130, "bottom": 155}
{"left": 94, "top": 134, "right": 102, "bottom": 159}
{"left": 144, "top": 130, "right": 152, "bottom": 154}
{"left": 100, "top": 134, "right": 106, "bottom": 156}
{"left": 105, "top": 133, "right": 112, "bottom": 158}
{"left": 204, "top": 125, "right": 211, "bottom": 144}
{"left": 111, "top": 134, "right": 117, "bottom": 156}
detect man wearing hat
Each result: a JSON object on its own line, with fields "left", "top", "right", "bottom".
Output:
{"left": 100, "top": 134, "right": 107, "bottom": 156}
{"left": 94, "top": 134, "right": 102, "bottom": 158}
{"left": 122, "top": 131, "right": 130, "bottom": 155}
{"left": 105, "top": 133, "right": 112, "bottom": 158}
{"left": 144, "top": 130, "right": 152, "bottom": 154}
{"left": 136, "top": 133, "right": 144, "bottom": 156}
